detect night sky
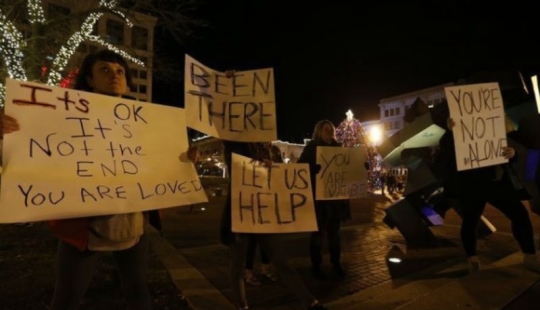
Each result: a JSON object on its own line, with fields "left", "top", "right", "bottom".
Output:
{"left": 152, "top": 1, "right": 540, "bottom": 142}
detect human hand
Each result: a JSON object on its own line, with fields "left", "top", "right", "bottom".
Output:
{"left": 446, "top": 118, "right": 455, "bottom": 131}
{"left": 501, "top": 146, "right": 515, "bottom": 159}
{"left": 0, "top": 109, "right": 20, "bottom": 137}
{"left": 187, "top": 146, "right": 200, "bottom": 163}
{"left": 249, "top": 158, "right": 273, "bottom": 168}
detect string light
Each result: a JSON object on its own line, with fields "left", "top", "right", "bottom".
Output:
{"left": 47, "top": 0, "right": 143, "bottom": 85}
{"left": 0, "top": 84, "right": 6, "bottom": 106}
{"left": 0, "top": 9, "right": 28, "bottom": 81}
{"left": 27, "top": 0, "right": 46, "bottom": 24}
{"left": 335, "top": 110, "right": 382, "bottom": 193}
{"left": 1, "top": 0, "right": 146, "bottom": 107}
{"left": 47, "top": 11, "right": 105, "bottom": 85}
{"left": 87, "top": 35, "right": 144, "bottom": 66}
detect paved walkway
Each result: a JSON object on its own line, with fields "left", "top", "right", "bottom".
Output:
{"left": 150, "top": 193, "right": 540, "bottom": 310}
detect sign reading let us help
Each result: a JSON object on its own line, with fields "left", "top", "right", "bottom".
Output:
{"left": 0, "top": 79, "right": 208, "bottom": 223}
{"left": 230, "top": 153, "right": 317, "bottom": 233}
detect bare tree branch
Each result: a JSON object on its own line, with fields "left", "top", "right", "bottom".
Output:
{"left": 0, "top": 0, "right": 205, "bottom": 107}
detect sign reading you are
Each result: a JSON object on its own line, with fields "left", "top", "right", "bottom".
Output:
{"left": 316, "top": 146, "right": 368, "bottom": 200}
{"left": 0, "top": 79, "right": 208, "bottom": 223}
{"left": 184, "top": 54, "right": 277, "bottom": 142}
{"left": 230, "top": 153, "right": 317, "bottom": 233}
{"left": 444, "top": 82, "right": 508, "bottom": 171}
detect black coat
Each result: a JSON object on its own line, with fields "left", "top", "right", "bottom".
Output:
{"left": 438, "top": 131, "right": 528, "bottom": 201}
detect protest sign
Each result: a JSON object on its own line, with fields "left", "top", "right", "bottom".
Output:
{"left": 230, "top": 153, "right": 317, "bottom": 233}
{"left": 445, "top": 83, "right": 508, "bottom": 171}
{"left": 0, "top": 79, "right": 208, "bottom": 223}
{"left": 184, "top": 55, "right": 277, "bottom": 142}
{"left": 316, "top": 146, "right": 367, "bottom": 200}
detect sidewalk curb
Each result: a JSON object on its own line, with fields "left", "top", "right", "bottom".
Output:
{"left": 147, "top": 227, "right": 237, "bottom": 310}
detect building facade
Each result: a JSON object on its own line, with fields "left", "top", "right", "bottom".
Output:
{"left": 272, "top": 139, "right": 309, "bottom": 163}
{"left": 190, "top": 135, "right": 312, "bottom": 177}
{"left": 378, "top": 82, "right": 454, "bottom": 137}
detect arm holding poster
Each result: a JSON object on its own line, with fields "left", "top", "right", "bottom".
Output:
{"left": 440, "top": 116, "right": 518, "bottom": 200}
{"left": 0, "top": 108, "right": 20, "bottom": 137}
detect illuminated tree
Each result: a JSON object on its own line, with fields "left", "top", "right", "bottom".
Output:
{"left": 336, "top": 109, "right": 382, "bottom": 193}
{"left": 0, "top": 0, "right": 201, "bottom": 106}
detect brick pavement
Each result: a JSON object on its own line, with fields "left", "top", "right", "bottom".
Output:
{"left": 157, "top": 193, "right": 535, "bottom": 309}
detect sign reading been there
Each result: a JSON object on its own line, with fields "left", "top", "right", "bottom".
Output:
{"left": 0, "top": 78, "right": 208, "bottom": 223}
{"left": 184, "top": 54, "right": 277, "bottom": 142}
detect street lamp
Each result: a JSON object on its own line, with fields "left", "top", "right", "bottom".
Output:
{"left": 369, "top": 125, "right": 383, "bottom": 146}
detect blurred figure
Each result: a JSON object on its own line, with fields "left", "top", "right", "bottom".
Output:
{"left": 298, "top": 120, "right": 351, "bottom": 279}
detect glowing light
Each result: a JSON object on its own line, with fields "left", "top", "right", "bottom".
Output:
{"left": 336, "top": 110, "right": 382, "bottom": 192}
{"left": 0, "top": 9, "right": 28, "bottom": 81}
{"left": 388, "top": 257, "right": 402, "bottom": 263}
{"left": 369, "top": 125, "right": 383, "bottom": 146}
{"left": 47, "top": 0, "right": 143, "bottom": 86}
{"left": 345, "top": 109, "right": 354, "bottom": 120}
{"left": 27, "top": 0, "right": 46, "bottom": 24}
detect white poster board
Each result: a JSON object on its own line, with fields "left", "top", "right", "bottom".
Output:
{"left": 0, "top": 79, "right": 208, "bottom": 223}
{"left": 230, "top": 153, "right": 317, "bottom": 233}
{"left": 444, "top": 83, "right": 508, "bottom": 171}
{"left": 316, "top": 146, "right": 368, "bottom": 200}
{"left": 184, "top": 55, "right": 277, "bottom": 142}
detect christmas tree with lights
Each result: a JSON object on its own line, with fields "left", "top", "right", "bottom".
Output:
{"left": 335, "top": 109, "right": 382, "bottom": 193}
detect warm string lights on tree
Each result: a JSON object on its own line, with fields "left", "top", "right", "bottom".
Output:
{"left": 27, "top": 0, "right": 46, "bottom": 24}
{"left": 88, "top": 35, "right": 144, "bottom": 66}
{"left": 336, "top": 109, "right": 368, "bottom": 148}
{"left": 0, "top": 0, "right": 146, "bottom": 107}
{"left": 47, "top": 0, "right": 143, "bottom": 86}
{"left": 0, "top": 10, "right": 28, "bottom": 81}
{"left": 335, "top": 109, "right": 382, "bottom": 193}
{"left": 47, "top": 11, "right": 105, "bottom": 85}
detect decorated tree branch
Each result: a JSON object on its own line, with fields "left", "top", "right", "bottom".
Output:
{"left": 335, "top": 109, "right": 382, "bottom": 192}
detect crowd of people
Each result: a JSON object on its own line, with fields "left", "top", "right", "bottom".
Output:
{"left": 1, "top": 49, "right": 540, "bottom": 310}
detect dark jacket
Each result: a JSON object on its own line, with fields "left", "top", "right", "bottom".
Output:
{"left": 297, "top": 139, "right": 351, "bottom": 226}
{"left": 438, "top": 130, "right": 528, "bottom": 201}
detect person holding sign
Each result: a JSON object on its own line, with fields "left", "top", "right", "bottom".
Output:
{"left": 49, "top": 50, "right": 161, "bottom": 310}
{"left": 439, "top": 117, "right": 540, "bottom": 273}
{"left": 244, "top": 144, "right": 282, "bottom": 286}
{"left": 297, "top": 120, "right": 351, "bottom": 279}
{"left": 220, "top": 139, "right": 328, "bottom": 310}
{"left": 1, "top": 49, "right": 201, "bottom": 310}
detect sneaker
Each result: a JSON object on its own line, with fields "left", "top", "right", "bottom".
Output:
{"left": 311, "top": 266, "right": 327, "bottom": 281}
{"left": 467, "top": 256, "right": 481, "bottom": 274}
{"left": 523, "top": 253, "right": 540, "bottom": 273}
